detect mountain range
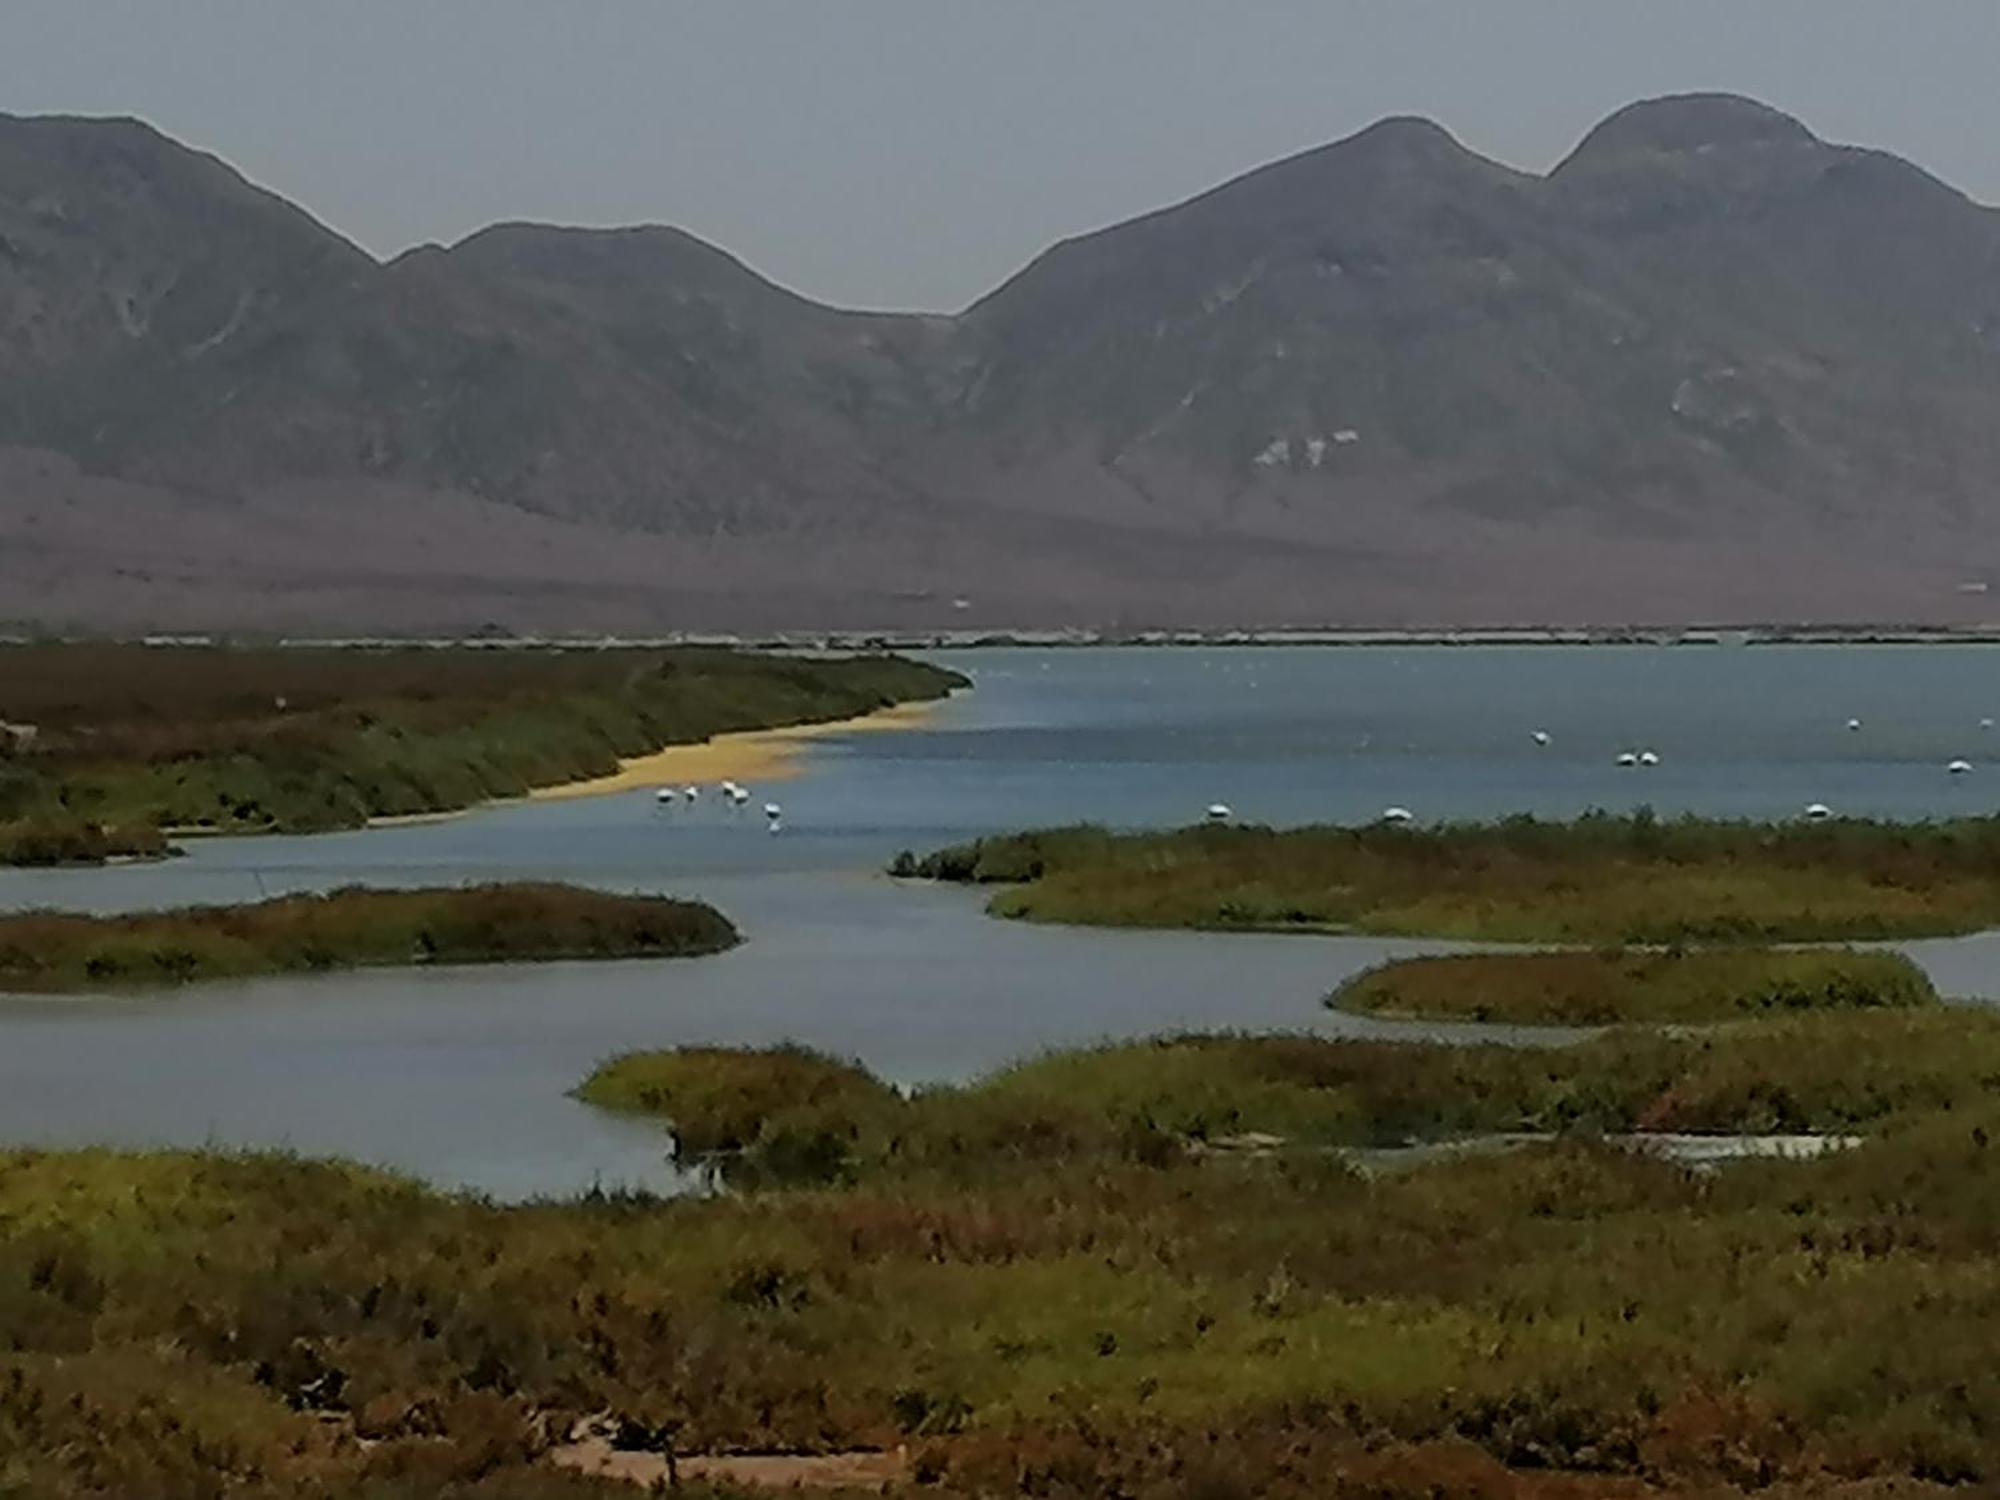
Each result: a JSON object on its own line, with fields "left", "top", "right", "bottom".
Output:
{"left": 4, "top": 93, "right": 2000, "bottom": 632}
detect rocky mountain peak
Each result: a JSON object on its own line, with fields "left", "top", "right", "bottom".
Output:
{"left": 1556, "top": 92, "right": 1819, "bottom": 169}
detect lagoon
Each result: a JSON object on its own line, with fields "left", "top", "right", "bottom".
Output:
{"left": 6, "top": 644, "right": 2000, "bottom": 1197}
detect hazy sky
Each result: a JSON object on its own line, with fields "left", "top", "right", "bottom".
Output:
{"left": 7, "top": 2, "right": 1998, "bottom": 311}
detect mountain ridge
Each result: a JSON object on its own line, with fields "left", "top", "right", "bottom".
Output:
{"left": 3, "top": 94, "right": 2000, "bottom": 631}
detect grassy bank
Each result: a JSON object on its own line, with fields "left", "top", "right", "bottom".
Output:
{"left": 0, "top": 643, "right": 963, "bottom": 863}
{"left": 582, "top": 1011, "right": 1998, "bottom": 1182}
{"left": 1331, "top": 948, "right": 1938, "bottom": 1026}
{"left": 902, "top": 814, "right": 2000, "bottom": 942}
{"left": 0, "top": 884, "right": 738, "bottom": 992}
{"left": 17, "top": 1014, "right": 2000, "bottom": 1495}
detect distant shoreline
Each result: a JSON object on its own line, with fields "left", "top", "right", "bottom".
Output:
{"left": 160, "top": 625, "right": 2000, "bottom": 653}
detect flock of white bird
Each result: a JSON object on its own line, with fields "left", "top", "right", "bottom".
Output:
{"left": 651, "top": 717, "right": 1997, "bottom": 838}
{"left": 1200, "top": 716, "right": 1996, "bottom": 830}
{"left": 655, "top": 778, "right": 784, "bottom": 831}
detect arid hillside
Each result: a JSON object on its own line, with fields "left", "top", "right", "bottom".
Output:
{"left": 4, "top": 95, "right": 1999, "bottom": 631}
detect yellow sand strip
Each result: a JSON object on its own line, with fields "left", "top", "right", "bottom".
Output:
{"left": 527, "top": 699, "right": 939, "bottom": 803}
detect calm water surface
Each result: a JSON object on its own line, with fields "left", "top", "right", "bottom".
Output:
{"left": 6, "top": 645, "right": 2000, "bottom": 1197}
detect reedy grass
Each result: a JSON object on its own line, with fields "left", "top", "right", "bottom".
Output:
{"left": 0, "top": 883, "right": 738, "bottom": 991}
{"left": 904, "top": 813, "right": 2000, "bottom": 942}
{"left": 1331, "top": 948, "right": 1937, "bottom": 1026}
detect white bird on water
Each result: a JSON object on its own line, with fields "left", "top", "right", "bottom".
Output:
{"left": 1531, "top": 730, "right": 1551, "bottom": 747}
{"left": 730, "top": 785, "right": 751, "bottom": 806}
{"left": 1949, "top": 759, "right": 1974, "bottom": 775}
{"left": 683, "top": 785, "right": 700, "bottom": 803}
{"left": 1205, "top": 803, "right": 1233, "bottom": 824}
{"left": 1847, "top": 718, "right": 1862, "bottom": 732}
{"left": 1638, "top": 749, "right": 1660, "bottom": 767}
{"left": 1804, "top": 802, "right": 1833, "bottom": 821}
{"left": 654, "top": 788, "right": 675, "bottom": 806}
{"left": 1615, "top": 751, "right": 1639, "bottom": 768}
{"left": 1380, "top": 806, "right": 1414, "bottom": 825}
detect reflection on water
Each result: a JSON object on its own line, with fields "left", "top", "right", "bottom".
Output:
{"left": 4, "top": 645, "right": 2000, "bottom": 1199}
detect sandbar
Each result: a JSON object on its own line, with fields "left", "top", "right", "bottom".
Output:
{"left": 527, "top": 699, "right": 939, "bottom": 802}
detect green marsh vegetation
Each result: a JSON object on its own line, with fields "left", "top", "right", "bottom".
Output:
{"left": 1331, "top": 948, "right": 1937, "bottom": 1026}
{"left": 581, "top": 1013, "right": 1999, "bottom": 1179}
{"left": 16, "top": 1015, "right": 2000, "bottom": 1496}
{"left": 0, "top": 643, "right": 962, "bottom": 864}
{"left": 0, "top": 884, "right": 737, "bottom": 992}
{"left": 903, "top": 813, "right": 2000, "bottom": 942}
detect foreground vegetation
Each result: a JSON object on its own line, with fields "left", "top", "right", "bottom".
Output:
{"left": 14, "top": 1011, "right": 2000, "bottom": 1496}
{"left": 0, "top": 643, "right": 962, "bottom": 863}
{"left": 903, "top": 814, "right": 2000, "bottom": 941}
{"left": 1331, "top": 948, "right": 1938, "bottom": 1026}
{"left": 0, "top": 884, "right": 737, "bottom": 991}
